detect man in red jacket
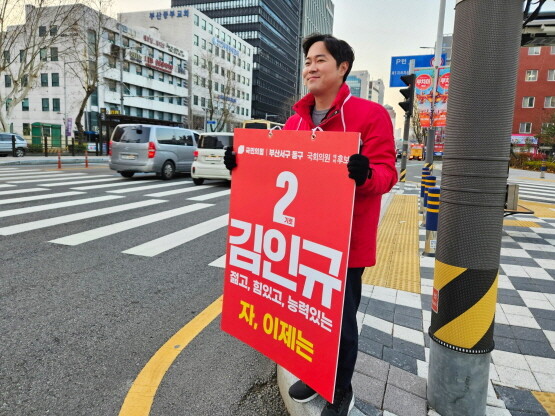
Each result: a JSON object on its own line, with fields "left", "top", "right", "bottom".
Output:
{"left": 226, "top": 34, "right": 397, "bottom": 416}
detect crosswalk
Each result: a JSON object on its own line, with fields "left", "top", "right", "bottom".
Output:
{"left": 509, "top": 179, "right": 555, "bottom": 205}
{"left": 0, "top": 168, "right": 232, "bottom": 262}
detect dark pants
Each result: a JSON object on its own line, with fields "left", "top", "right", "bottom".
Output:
{"left": 335, "top": 267, "right": 364, "bottom": 390}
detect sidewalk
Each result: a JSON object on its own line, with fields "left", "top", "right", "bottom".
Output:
{"left": 278, "top": 168, "right": 555, "bottom": 416}
{"left": 0, "top": 155, "right": 109, "bottom": 166}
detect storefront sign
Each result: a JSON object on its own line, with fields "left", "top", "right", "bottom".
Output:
{"left": 145, "top": 56, "right": 173, "bottom": 74}
{"left": 222, "top": 129, "right": 359, "bottom": 403}
{"left": 149, "top": 9, "right": 189, "bottom": 20}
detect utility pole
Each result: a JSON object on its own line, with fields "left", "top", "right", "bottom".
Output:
{"left": 425, "top": 0, "right": 446, "bottom": 172}
{"left": 426, "top": 1, "right": 522, "bottom": 415}
{"left": 118, "top": 23, "right": 124, "bottom": 115}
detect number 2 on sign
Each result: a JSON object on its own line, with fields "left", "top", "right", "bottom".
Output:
{"left": 273, "top": 171, "right": 297, "bottom": 227}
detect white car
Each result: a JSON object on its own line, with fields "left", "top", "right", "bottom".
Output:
{"left": 191, "top": 132, "right": 233, "bottom": 185}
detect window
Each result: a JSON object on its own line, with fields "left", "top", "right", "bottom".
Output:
{"left": 42, "top": 98, "right": 49, "bottom": 111}
{"left": 40, "top": 48, "right": 47, "bottom": 61}
{"left": 5, "top": 98, "right": 11, "bottom": 111}
{"left": 108, "top": 80, "right": 116, "bottom": 92}
{"left": 168, "top": 75, "right": 173, "bottom": 85}
{"left": 52, "top": 98, "right": 60, "bottom": 112}
{"left": 136, "top": 108, "right": 143, "bottom": 117}
{"left": 3, "top": 51, "right": 9, "bottom": 63}
{"left": 194, "top": 75, "right": 199, "bottom": 85}
{"left": 23, "top": 123, "right": 30, "bottom": 135}
{"left": 91, "top": 89, "right": 98, "bottom": 106}
{"left": 123, "top": 61, "right": 130, "bottom": 72}
{"left": 168, "top": 97, "right": 173, "bottom": 104}
{"left": 193, "top": 95, "right": 198, "bottom": 105}
{"left": 19, "top": 49, "right": 26, "bottom": 62}
{"left": 548, "top": 69, "right": 555, "bottom": 81}
{"left": 50, "top": 47, "right": 58, "bottom": 61}
{"left": 124, "top": 106, "right": 130, "bottom": 116}
{"left": 542, "top": 123, "right": 554, "bottom": 132}
{"left": 51, "top": 73, "right": 59, "bottom": 87}
{"left": 107, "top": 31, "right": 116, "bottom": 43}
{"left": 50, "top": 25, "right": 57, "bottom": 36}
{"left": 41, "top": 73, "right": 48, "bottom": 87}
{"left": 519, "top": 122, "right": 532, "bottom": 133}
{"left": 39, "top": 26, "right": 47, "bottom": 37}
{"left": 545, "top": 96, "right": 555, "bottom": 108}
{"left": 208, "top": 23, "right": 213, "bottom": 34}
{"left": 148, "top": 69, "right": 154, "bottom": 79}
{"left": 201, "top": 77, "right": 206, "bottom": 87}
{"left": 4, "top": 75, "right": 11, "bottom": 88}
{"left": 525, "top": 69, "right": 538, "bottom": 81}
{"left": 528, "top": 46, "right": 541, "bottom": 55}
{"left": 123, "top": 37, "right": 129, "bottom": 47}
{"left": 123, "top": 83, "right": 130, "bottom": 95}
{"left": 22, "top": 98, "right": 29, "bottom": 111}
{"left": 201, "top": 97, "right": 206, "bottom": 107}
{"left": 136, "top": 86, "right": 143, "bottom": 97}
{"left": 159, "top": 71, "right": 164, "bottom": 82}
{"left": 552, "top": 46, "right": 555, "bottom": 54}
{"left": 159, "top": 93, "right": 164, "bottom": 102}
{"left": 108, "top": 56, "right": 116, "bottom": 68}
{"left": 202, "top": 39, "right": 206, "bottom": 50}
{"left": 194, "top": 14, "right": 199, "bottom": 26}
{"left": 194, "top": 35, "right": 199, "bottom": 46}
{"left": 149, "top": 89, "right": 154, "bottom": 100}
{"left": 201, "top": 58, "right": 206, "bottom": 68}
{"left": 201, "top": 19, "right": 206, "bottom": 30}
{"left": 22, "top": 75, "right": 28, "bottom": 87}
{"left": 522, "top": 97, "right": 535, "bottom": 108}
{"left": 147, "top": 109, "right": 153, "bottom": 119}
{"left": 136, "top": 65, "right": 142, "bottom": 75}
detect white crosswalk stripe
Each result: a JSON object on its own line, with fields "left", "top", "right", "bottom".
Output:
{"left": 7, "top": 173, "right": 88, "bottom": 183}
{"left": 145, "top": 184, "right": 215, "bottom": 197}
{"left": 123, "top": 214, "right": 228, "bottom": 257}
{"left": 70, "top": 180, "right": 169, "bottom": 190}
{"left": 0, "top": 199, "right": 165, "bottom": 236}
{"left": 0, "top": 184, "right": 15, "bottom": 188}
{"left": 39, "top": 177, "right": 122, "bottom": 187}
{"left": 187, "top": 189, "right": 231, "bottom": 201}
{"left": 0, "top": 170, "right": 64, "bottom": 177}
{"left": 0, "top": 191, "right": 85, "bottom": 206}
{"left": 0, "top": 188, "right": 47, "bottom": 196}
{"left": 50, "top": 203, "right": 213, "bottom": 246}
{"left": 0, "top": 195, "right": 122, "bottom": 218}
{"left": 510, "top": 180, "right": 555, "bottom": 204}
{"left": 106, "top": 180, "right": 191, "bottom": 194}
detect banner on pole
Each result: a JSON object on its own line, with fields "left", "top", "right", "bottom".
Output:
{"left": 221, "top": 129, "right": 359, "bottom": 403}
{"left": 415, "top": 68, "right": 435, "bottom": 128}
{"left": 433, "top": 67, "right": 450, "bottom": 127}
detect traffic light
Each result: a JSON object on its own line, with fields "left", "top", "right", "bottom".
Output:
{"left": 398, "top": 74, "right": 415, "bottom": 115}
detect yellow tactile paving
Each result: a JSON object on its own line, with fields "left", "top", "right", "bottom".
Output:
{"left": 533, "top": 391, "right": 555, "bottom": 416}
{"left": 503, "top": 220, "right": 542, "bottom": 228}
{"left": 518, "top": 200, "right": 555, "bottom": 219}
{"left": 362, "top": 195, "right": 420, "bottom": 293}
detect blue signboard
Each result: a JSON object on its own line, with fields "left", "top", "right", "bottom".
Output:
{"left": 390, "top": 54, "right": 447, "bottom": 87}
{"left": 207, "top": 120, "right": 216, "bottom": 125}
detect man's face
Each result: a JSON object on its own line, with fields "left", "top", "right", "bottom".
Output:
{"left": 303, "top": 41, "right": 348, "bottom": 96}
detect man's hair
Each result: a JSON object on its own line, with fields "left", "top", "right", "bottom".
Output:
{"left": 302, "top": 33, "right": 355, "bottom": 82}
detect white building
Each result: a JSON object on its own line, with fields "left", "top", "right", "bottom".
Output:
{"left": 119, "top": 7, "right": 254, "bottom": 131}
{"left": 346, "top": 70, "right": 370, "bottom": 100}
{"left": 1, "top": 4, "right": 190, "bottom": 145}
{"left": 369, "top": 79, "right": 384, "bottom": 105}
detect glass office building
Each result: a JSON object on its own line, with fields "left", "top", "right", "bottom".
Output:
{"left": 171, "top": 0, "right": 302, "bottom": 122}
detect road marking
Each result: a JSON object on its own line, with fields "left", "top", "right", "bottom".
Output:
{"left": 0, "top": 168, "right": 41, "bottom": 173}
{"left": 0, "top": 199, "right": 165, "bottom": 235}
{"left": 7, "top": 173, "right": 87, "bottom": 183}
{"left": 71, "top": 180, "right": 168, "bottom": 190}
{"left": 0, "top": 195, "right": 123, "bottom": 218}
{"left": 0, "top": 188, "right": 47, "bottom": 196}
{"left": 106, "top": 181, "right": 191, "bottom": 194}
{"left": 123, "top": 214, "right": 228, "bottom": 257}
{"left": 0, "top": 184, "right": 15, "bottom": 188}
{"left": 187, "top": 189, "right": 231, "bottom": 201}
{"left": 50, "top": 203, "right": 213, "bottom": 245}
{"left": 209, "top": 254, "right": 226, "bottom": 268}
{"left": 40, "top": 177, "right": 122, "bottom": 187}
{"left": 118, "top": 296, "right": 223, "bottom": 416}
{"left": 0, "top": 191, "right": 85, "bottom": 206}
{"left": 145, "top": 184, "right": 215, "bottom": 197}
{"left": 0, "top": 170, "right": 63, "bottom": 177}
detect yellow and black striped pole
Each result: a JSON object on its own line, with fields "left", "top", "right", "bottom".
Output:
{"left": 424, "top": 161, "right": 433, "bottom": 173}
{"left": 426, "top": 1, "right": 522, "bottom": 415}
{"left": 399, "top": 168, "right": 407, "bottom": 182}
{"left": 421, "top": 175, "right": 436, "bottom": 226}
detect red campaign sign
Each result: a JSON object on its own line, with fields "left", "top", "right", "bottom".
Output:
{"left": 221, "top": 129, "right": 359, "bottom": 403}
{"left": 416, "top": 74, "right": 433, "bottom": 90}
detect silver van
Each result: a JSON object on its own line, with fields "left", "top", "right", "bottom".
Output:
{"left": 109, "top": 124, "right": 198, "bottom": 179}
{"left": 0, "top": 133, "right": 27, "bottom": 157}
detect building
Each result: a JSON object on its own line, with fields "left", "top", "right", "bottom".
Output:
{"left": 369, "top": 78, "right": 384, "bottom": 105}
{"left": 1, "top": 3, "right": 190, "bottom": 145}
{"left": 383, "top": 104, "right": 396, "bottom": 132}
{"left": 512, "top": 45, "right": 555, "bottom": 149}
{"left": 119, "top": 7, "right": 253, "bottom": 131}
{"left": 298, "top": 0, "right": 334, "bottom": 96}
{"left": 170, "top": 0, "right": 302, "bottom": 123}
{"left": 346, "top": 70, "right": 370, "bottom": 99}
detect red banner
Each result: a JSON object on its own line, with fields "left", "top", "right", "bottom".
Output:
{"left": 221, "top": 129, "right": 359, "bottom": 403}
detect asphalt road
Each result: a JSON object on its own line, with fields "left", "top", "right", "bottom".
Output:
{"left": 0, "top": 165, "right": 286, "bottom": 416}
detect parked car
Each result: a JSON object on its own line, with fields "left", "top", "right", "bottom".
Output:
{"left": 190, "top": 132, "right": 233, "bottom": 185}
{"left": 0, "top": 133, "right": 27, "bottom": 157}
{"left": 108, "top": 124, "right": 198, "bottom": 179}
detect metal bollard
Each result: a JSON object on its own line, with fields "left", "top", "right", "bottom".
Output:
{"left": 423, "top": 186, "right": 440, "bottom": 256}
{"left": 540, "top": 160, "right": 546, "bottom": 179}
{"left": 420, "top": 167, "right": 431, "bottom": 215}
{"left": 85, "top": 150, "right": 89, "bottom": 168}
{"left": 421, "top": 175, "right": 436, "bottom": 226}
{"left": 11, "top": 134, "right": 16, "bottom": 157}
{"left": 57, "top": 151, "right": 61, "bottom": 169}
{"left": 44, "top": 135, "right": 48, "bottom": 157}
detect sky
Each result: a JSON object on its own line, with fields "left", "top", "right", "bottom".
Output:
{"left": 111, "top": 0, "right": 553, "bottom": 130}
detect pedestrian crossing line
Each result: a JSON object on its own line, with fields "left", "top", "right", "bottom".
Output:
{"left": 0, "top": 195, "right": 123, "bottom": 219}
{"left": 71, "top": 180, "right": 171, "bottom": 190}
{"left": 0, "top": 188, "right": 48, "bottom": 196}
{"left": 123, "top": 214, "right": 229, "bottom": 257}
{"left": 187, "top": 189, "right": 231, "bottom": 201}
{"left": 519, "top": 190, "right": 555, "bottom": 198}
{"left": 0, "top": 184, "right": 15, "bottom": 189}
{"left": 106, "top": 180, "right": 191, "bottom": 194}
{"left": 6, "top": 173, "right": 88, "bottom": 184}
{"left": 0, "top": 168, "right": 22, "bottom": 171}
{"left": 145, "top": 184, "right": 216, "bottom": 197}
{"left": 50, "top": 203, "right": 213, "bottom": 246}
{"left": 512, "top": 183, "right": 555, "bottom": 192}
{"left": 0, "top": 199, "right": 166, "bottom": 236}
{"left": 0, "top": 191, "right": 85, "bottom": 206}
{"left": 39, "top": 177, "right": 122, "bottom": 187}
{"left": 0, "top": 170, "right": 65, "bottom": 177}
{"left": 520, "top": 195, "right": 555, "bottom": 204}
{"left": 209, "top": 254, "right": 226, "bottom": 268}
{"left": 0, "top": 168, "right": 41, "bottom": 173}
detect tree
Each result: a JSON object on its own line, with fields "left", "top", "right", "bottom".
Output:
{"left": 62, "top": 0, "right": 112, "bottom": 142}
{"left": 411, "top": 100, "right": 426, "bottom": 144}
{"left": 0, "top": 0, "right": 85, "bottom": 131}
{"left": 536, "top": 111, "right": 555, "bottom": 156}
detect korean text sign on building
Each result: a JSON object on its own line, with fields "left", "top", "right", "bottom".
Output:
{"left": 221, "top": 129, "right": 359, "bottom": 403}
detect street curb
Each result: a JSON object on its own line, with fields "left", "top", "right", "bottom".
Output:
{"left": 0, "top": 158, "right": 108, "bottom": 166}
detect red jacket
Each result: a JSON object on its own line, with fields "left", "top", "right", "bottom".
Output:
{"left": 284, "top": 83, "right": 397, "bottom": 267}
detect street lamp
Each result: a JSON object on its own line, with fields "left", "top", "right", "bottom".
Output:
{"left": 63, "top": 60, "right": 81, "bottom": 148}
